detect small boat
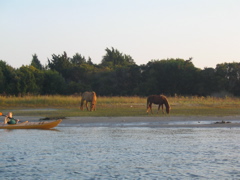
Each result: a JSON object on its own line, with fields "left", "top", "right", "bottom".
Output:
{"left": 0, "top": 119, "right": 62, "bottom": 129}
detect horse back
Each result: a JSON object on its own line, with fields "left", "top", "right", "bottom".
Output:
{"left": 82, "top": 91, "right": 97, "bottom": 102}
{"left": 148, "top": 95, "right": 164, "bottom": 104}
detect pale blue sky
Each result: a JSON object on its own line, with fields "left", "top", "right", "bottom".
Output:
{"left": 1, "top": 0, "right": 240, "bottom": 69}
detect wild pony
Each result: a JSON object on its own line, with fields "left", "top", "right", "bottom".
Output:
{"left": 146, "top": 95, "right": 170, "bottom": 114}
{"left": 80, "top": 91, "right": 97, "bottom": 111}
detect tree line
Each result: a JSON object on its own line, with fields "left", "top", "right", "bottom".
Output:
{"left": 1, "top": 47, "right": 240, "bottom": 97}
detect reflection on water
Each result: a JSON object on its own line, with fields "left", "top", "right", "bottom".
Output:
{"left": 0, "top": 127, "right": 240, "bottom": 179}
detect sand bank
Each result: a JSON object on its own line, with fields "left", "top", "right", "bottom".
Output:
{"left": 14, "top": 116, "right": 240, "bottom": 128}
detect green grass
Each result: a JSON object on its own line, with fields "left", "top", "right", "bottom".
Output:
{"left": 0, "top": 95, "right": 240, "bottom": 118}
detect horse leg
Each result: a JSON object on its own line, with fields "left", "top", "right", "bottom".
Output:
{"left": 86, "top": 101, "right": 89, "bottom": 111}
{"left": 150, "top": 103, "right": 153, "bottom": 114}
{"left": 147, "top": 103, "right": 151, "bottom": 113}
{"left": 146, "top": 101, "right": 153, "bottom": 114}
{"left": 157, "top": 104, "right": 160, "bottom": 114}
{"left": 80, "top": 100, "right": 84, "bottom": 110}
{"left": 158, "top": 104, "right": 164, "bottom": 114}
{"left": 90, "top": 103, "right": 92, "bottom": 111}
{"left": 162, "top": 104, "right": 164, "bottom": 114}
{"left": 90, "top": 102, "right": 94, "bottom": 111}
{"left": 147, "top": 103, "right": 153, "bottom": 114}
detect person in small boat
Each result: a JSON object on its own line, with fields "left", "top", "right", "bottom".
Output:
{"left": 4, "top": 112, "right": 19, "bottom": 124}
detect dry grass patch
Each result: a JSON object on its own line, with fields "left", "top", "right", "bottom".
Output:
{"left": 0, "top": 95, "right": 240, "bottom": 117}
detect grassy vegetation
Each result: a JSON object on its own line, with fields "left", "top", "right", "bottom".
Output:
{"left": 0, "top": 95, "right": 240, "bottom": 118}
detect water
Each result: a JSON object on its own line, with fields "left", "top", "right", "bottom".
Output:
{"left": 1, "top": 126, "right": 240, "bottom": 179}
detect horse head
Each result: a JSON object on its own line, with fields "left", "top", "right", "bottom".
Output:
{"left": 166, "top": 106, "right": 170, "bottom": 114}
{"left": 163, "top": 97, "right": 170, "bottom": 114}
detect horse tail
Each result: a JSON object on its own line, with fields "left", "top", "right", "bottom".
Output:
{"left": 146, "top": 96, "right": 150, "bottom": 109}
{"left": 146, "top": 96, "right": 152, "bottom": 113}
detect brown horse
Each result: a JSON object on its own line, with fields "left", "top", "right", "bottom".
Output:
{"left": 146, "top": 95, "right": 170, "bottom": 114}
{"left": 80, "top": 91, "right": 97, "bottom": 111}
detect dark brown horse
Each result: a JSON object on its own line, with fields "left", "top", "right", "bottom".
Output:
{"left": 146, "top": 95, "right": 170, "bottom": 114}
{"left": 80, "top": 91, "right": 97, "bottom": 111}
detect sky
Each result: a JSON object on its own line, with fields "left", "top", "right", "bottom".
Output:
{"left": 1, "top": 0, "right": 240, "bottom": 69}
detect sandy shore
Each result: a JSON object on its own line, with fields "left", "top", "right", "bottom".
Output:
{"left": 15, "top": 115, "right": 240, "bottom": 128}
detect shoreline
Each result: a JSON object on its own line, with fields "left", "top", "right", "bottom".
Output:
{"left": 14, "top": 115, "right": 240, "bottom": 128}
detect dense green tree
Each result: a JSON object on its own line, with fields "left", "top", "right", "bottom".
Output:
{"left": 215, "top": 62, "right": 240, "bottom": 96}
{"left": 113, "top": 65, "right": 142, "bottom": 95}
{"left": 100, "top": 47, "right": 135, "bottom": 68}
{"left": 87, "top": 57, "right": 94, "bottom": 65}
{"left": 68, "top": 63, "right": 95, "bottom": 83}
{"left": 125, "top": 65, "right": 142, "bottom": 95}
{"left": 0, "top": 60, "right": 18, "bottom": 95}
{"left": 67, "top": 81, "right": 91, "bottom": 95}
{"left": 106, "top": 67, "right": 131, "bottom": 95}
{"left": 2, "top": 50, "right": 240, "bottom": 97}
{"left": 0, "top": 61, "right": 7, "bottom": 93}
{"left": 71, "top": 53, "right": 86, "bottom": 65}
{"left": 41, "top": 70, "right": 66, "bottom": 95}
{"left": 92, "top": 69, "right": 116, "bottom": 95}
{"left": 0, "top": 66, "right": 4, "bottom": 94}
{"left": 139, "top": 59, "right": 200, "bottom": 96}
{"left": 48, "top": 52, "right": 72, "bottom": 78}
{"left": 93, "top": 65, "right": 142, "bottom": 96}
{"left": 196, "top": 68, "right": 218, "bottom": 96}
{"left": 30, "top": 54, "right": 43, "bottom": 70}
{"left": 16, "top": 66, "right": 39, "bottom": 95}
{"left": 31, "top": 66, "right": 45, "bottom": 94}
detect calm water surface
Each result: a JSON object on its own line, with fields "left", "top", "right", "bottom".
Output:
{"left": 0, "top": 126, "right": 240, "bottom": 179}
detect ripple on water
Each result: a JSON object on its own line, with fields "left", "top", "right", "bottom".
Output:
{"left": 0, "top": 127, "right": 240, "bottom": 179}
